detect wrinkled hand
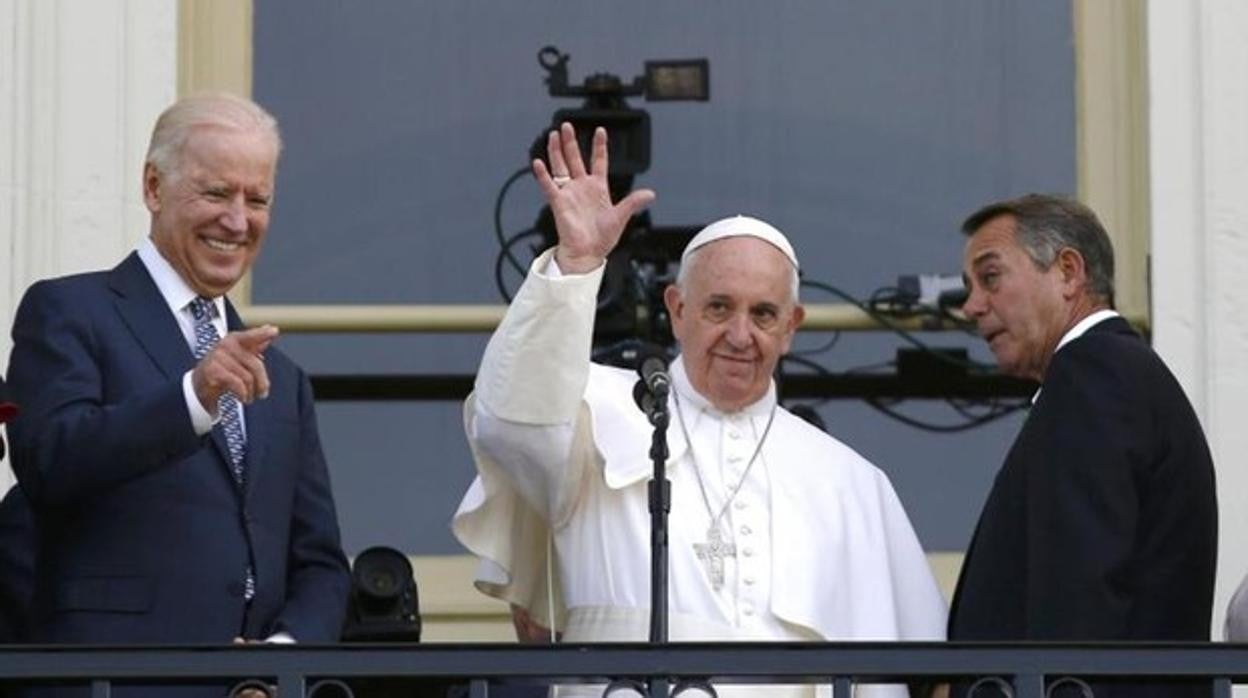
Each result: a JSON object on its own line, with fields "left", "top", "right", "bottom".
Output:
{"left": 510, "top": 603, "right": 559, "bottom": 644}
{"left": 192, "top": 325, "right": 279, "bottom": 413}
{"left": 532, "top": 122, "right": 655, "bottom": 274}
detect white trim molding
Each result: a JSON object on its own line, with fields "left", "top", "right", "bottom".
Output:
{"left": 0, "top": 0, "right": 177, "bottom": 484}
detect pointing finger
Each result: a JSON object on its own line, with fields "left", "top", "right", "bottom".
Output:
{"left": 234, "top": 325, "right": 279, "bottom": 353}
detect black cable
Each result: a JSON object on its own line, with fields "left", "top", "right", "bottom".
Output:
{"left": 494, "top": 165, "right": 532, "bottom": 281}
{"left": 863, "top": 397, "right": 1028, "bottom": 433}
{"left": 777, "top": 355, "right": 832, "bottom": 412}
{"left": 791, "top": 330, "right": 842, "bottom": 357}
{"left": 779, "top": 353, "right": 831, "bottom": 375}
{"left": 938, "top": 303, "right": 979, "bottom": 335}
{"left": 867, "top": 286, "right": 913, "bottom": 316}
{"left": 493, "top": 227, "right": 543, "bottom": 302}
{"left": 946, "top": 397, "right": 998, "bottom": 420}
{"left": 946, "top": 395, "right": 1026, "bottom": 419}
{"left": 781, "top": 353, "right": 1027, "bottom": 432}
{"left": 799, "top": 278, "right": 995, "bottom": 373}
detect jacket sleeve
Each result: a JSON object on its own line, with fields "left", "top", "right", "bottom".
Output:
{"left": 6, "top": 281, "right": 202, "bottom": 507}
{"left": 1022, "top": 341, "right": 1145, "bottom": 638}
{"left": 269, "top": 370, "right": 351, "bottom": 642}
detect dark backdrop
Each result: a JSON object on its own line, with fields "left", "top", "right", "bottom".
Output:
{"left": 251, "top": 1, "right": 1075, "bottom": 556}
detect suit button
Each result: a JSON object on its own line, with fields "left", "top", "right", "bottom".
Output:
{"left": 227, "top": 582, "right": 244, "bottom": 597}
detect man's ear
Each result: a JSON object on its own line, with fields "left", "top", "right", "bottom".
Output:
{"left": 663, "top": 284, "right": 683, "bottom": 320}
{"left": 1056, "top": 247, "right": 1088, "bottom": 298}
{"left": 788, "top": 304, "right": 806, "bottom": 334}
{"left": 779, "top": 304, "right": 806, "bottom": 355}
{"left": 142, "top": 163, "right": 163, "bottom": 213}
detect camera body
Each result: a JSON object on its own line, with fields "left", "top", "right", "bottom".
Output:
{"left": 528, "top": 47, "right": 709, "bottom": 362}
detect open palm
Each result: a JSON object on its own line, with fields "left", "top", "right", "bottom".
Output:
{"left": 532, "top": 122, "right": 655, "bottom": 274}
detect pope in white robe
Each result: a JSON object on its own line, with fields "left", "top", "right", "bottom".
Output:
{"left": 453, "top": 122, "right": 946, "bottom": 697}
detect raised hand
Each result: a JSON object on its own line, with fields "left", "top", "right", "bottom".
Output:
{"left": 532, "top": 122, "right": 656, "bottom": 274}
{"left": 191, "top": 325, "right": 279, "bottom": 412}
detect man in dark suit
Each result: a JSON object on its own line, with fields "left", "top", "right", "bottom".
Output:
{"left": 949, "top": 194, "right": 1217, "bottom": 697}
{"left": 4, "top": 94, "right": 349, "bottom": 686}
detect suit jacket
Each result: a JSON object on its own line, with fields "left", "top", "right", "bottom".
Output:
{"left": 5, "top": 252, "right": 350, "bottom": 649}
{"left": 0, "top": 485, "right": 32, "bottom": 644}
{"left": 949, "top": 317, "right": 1217, "bottom": 696}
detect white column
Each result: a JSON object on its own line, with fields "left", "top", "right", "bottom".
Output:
{"left": 1148, "top": 0, "right": 1248, "bottom": 640}
{"left": 0, "top": 0, "right": 178, "bottom": 483}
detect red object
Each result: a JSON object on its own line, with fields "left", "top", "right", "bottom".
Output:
{"left": 0, "top": 402, "right": 14, "bottom": 423}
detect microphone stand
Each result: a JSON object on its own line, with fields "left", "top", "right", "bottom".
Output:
{"left": 634, "top": 379, "right": 671, "bottom": 698}
{"left": 643, "top": 383, "right": 670, "bottom": 645}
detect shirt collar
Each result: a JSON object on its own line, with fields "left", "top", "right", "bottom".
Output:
{"left": 670, "top": 354, "right": 777, "bottom": 419}
{"left": 1054, "top": 308, "right": 1120, "bottom": 354}
{"left": 136, "top": 237, "right": 225, "bottom": 318}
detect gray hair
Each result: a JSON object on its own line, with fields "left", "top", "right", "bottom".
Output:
{"left": 676, "top": 241, "right": 801, "bottom": 304}
{"left": 145, "top": 92, "right": 282, "bottom": 180}
{"left": 961, "top": 194, "right": 1116, "bottom": 305}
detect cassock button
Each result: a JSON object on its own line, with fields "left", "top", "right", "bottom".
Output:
{"left": 728, "top": 430, "right": 741, "bottom": 440}
{"left": 739, "top": 525, "right": 752, "bottom": 536}
{"left": 742, "top": 547, "right": 754, "bottom": 557}
{"left": 744, "top": 576, "right": 756, "bottom": 586}
{"left": 733, "top": 500, "right": 746, "bottom": 510}
{"left": 742, "top": 606, "right": 755, "bottom": 617}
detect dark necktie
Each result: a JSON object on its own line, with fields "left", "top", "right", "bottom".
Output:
{"left": 188, "top": 296, "right": 256, "bottom": 602}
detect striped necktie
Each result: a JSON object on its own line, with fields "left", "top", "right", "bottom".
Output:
{"left": 188, "top": 296, "right": 256, "bottom": 602}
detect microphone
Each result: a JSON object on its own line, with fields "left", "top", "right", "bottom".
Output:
{"left": 632, "top": 345, "right": 671, "bottom": 427}
{"left": 633, "top": 379, "right": 661, "bottom": 423}
{"left": 636, "top": 349, "right": 670, "bottom": 399}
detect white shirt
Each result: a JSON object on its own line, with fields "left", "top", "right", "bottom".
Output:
{"left": 136, "top": 238, "right": 243, "bottom": 438}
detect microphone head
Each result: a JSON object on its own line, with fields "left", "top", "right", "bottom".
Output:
{"left": 632, "top": 378, "right": 656, "bottom": 415}
{"left": 638, "top": 355, "right": 667, "bottom": 380}
{"left": 634, "top": 343, "right": 670, "bottom": 383}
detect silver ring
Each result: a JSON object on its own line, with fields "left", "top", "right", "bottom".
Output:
{"left": 552, "top": 175, "right": 571, "bottom": 188}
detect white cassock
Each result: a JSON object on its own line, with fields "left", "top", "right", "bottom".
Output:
{"left": 453, "top": 250, "right": 947, "bottom": 697}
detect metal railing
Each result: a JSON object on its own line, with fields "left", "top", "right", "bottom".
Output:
{"left": 0, "top": 642, "right": 1242, "bottom": 697}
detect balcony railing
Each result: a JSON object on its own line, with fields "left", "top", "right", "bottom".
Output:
{"left": 0, "top": 642, "right": 1241, "bottom": 697}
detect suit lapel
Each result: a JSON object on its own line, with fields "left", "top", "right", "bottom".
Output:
{"left": 109, "top": 253, "right": 194, "bottom": 380}
{"left": 110, "top": 254, "right": 241, "bottom": 487}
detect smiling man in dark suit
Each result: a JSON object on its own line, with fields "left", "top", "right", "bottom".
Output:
{"left": 4, "top": 94, "right": 349, "bottom": 685}
{"left": 948, "top": 194, "right": 1217, "bottom": 697}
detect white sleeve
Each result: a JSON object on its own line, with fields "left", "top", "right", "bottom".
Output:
{"left": 468, "top": 247, "right": 605, "bottom": 522}
{"left": 181, "top": 370, "right": 219, "bottom": 435}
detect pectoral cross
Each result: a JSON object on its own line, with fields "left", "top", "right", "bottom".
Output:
{"left": 693, "top": 525, "right": 736, "bottom": 591}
